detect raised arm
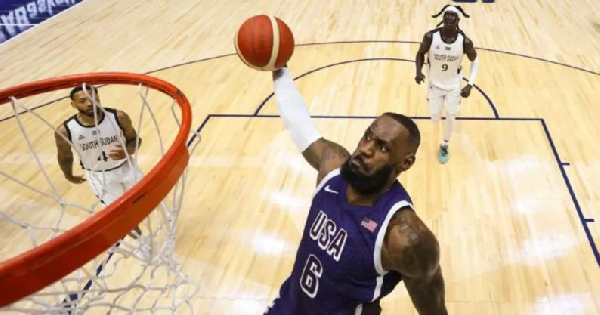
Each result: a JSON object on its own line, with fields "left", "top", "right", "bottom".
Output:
{"left": 55, "top": 124, "right": 85, "bottom": 184}
{"left": 272, "top": 68, "right": 350, "bottom": 183}
{"left": 382, "top": 209, "right": 448, "bottom": 315}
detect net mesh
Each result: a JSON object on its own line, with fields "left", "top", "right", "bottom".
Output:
{"left": 0, "top": 80, "right": 200, "bottom": 314}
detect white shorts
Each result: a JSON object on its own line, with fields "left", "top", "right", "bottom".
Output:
{"left": 427, "top": 83, "right": 462, "bottom": 120}
{"left": 84, "top": 161, "right": 144, "bottom": 206}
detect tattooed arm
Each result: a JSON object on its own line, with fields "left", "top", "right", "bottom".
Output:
{"left": 116, "top": 110, "right": 142, "bottom": 155}
{"left": 272, "top": 67, "right": 350, "bottom": 184}
{"left": 381, "top": 208, "right": 448, "bottom": 315}
{"left": 107, "top": 110, "right": 142, "bottom": 160}
{"left": 303, "top": 139, "right": 351, "bottom": 184}
{"left": 55, "top": 124, "right": 85, "bottom": 184}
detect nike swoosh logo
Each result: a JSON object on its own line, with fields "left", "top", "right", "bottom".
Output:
{"left": 324, "top": 185, "right": 338, "bottom": 194}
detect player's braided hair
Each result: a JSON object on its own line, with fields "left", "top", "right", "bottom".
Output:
{"left": 432, "top": 5, "right": 470, "bottom": 27}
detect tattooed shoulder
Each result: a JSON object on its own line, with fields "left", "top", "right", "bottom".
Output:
{"left": 385, "top": 209, "right": 440, "bottom": 278}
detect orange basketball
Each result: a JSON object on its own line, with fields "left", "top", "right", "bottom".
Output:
{"left": 234, "top": 15, "right": 295, "bottom": 71}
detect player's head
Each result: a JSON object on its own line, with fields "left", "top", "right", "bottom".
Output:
{"left": 442, "top": 10, "right": 460, "bottom": 31}
{"left": 340, "top": 112, "right": 420, "bottom": 195}
{"left": 432, "top": 5, "right": 470, "bottom": 31}
{"left": 69, "top": 85, "right": 101, "bottom": 117}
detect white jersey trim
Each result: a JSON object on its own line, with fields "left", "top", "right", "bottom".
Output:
{"left": 371, "top": 199, "right": 414, "bottom": 301}
{"left": 312, "top": 167, "right": 340, "bottom": 198}
{"left": 354, "top": 303, "right": 363, "bottom": 315}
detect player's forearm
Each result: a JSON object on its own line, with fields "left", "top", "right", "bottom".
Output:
{"left": 407, "top": 268, "right": 448, "bottom": 315}
{"left": 467, "top": 56, "right": 479, "bottom": 86}
{"left": 125, "top": 138, "right": 142, "bottom": 155}
{"left": 415, "top": 53, "right": 425, "bottom": 74}
{"left": 58, "top": 156, "right": 75, "bottom": 177}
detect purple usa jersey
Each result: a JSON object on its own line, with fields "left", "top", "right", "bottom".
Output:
{"left": 264, "top": 168, "right": 414, "bottom": 315}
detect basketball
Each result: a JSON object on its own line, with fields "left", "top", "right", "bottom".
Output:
{"left": 234, "top": 15, "right": 295, "bottom": 71}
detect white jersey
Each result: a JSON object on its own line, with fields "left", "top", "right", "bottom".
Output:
{"left": 427, "top": 29, "right": 465, "bottom": 90}
{"left": 64, "top": 108, "right": 127, "bottom": 172}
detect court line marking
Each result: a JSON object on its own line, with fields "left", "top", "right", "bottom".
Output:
{"left": 185, "top": 55, "right": 598, "bottom": 267}
{"left": 0, "top": 41, "right": 597, "bottom": 267}
{"left": 250, "top": 57, "right": 498, "bottom": 118}
{"left": 191, "top": 114, "right": 600, "bottom": 268}
{"left": 1, "top": 39, "right": 598, "bottom": 124}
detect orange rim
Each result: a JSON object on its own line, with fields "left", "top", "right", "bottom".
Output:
{"left": 0, "top": 72, "right": 192, "bottom": 307}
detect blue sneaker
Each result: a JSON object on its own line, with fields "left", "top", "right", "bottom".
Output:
{"left": 438, "top": 145, "right": 449, "bottom": 164}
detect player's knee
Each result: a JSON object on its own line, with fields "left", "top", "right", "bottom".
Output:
{"left": 446, "top": 109, "right": 459, "bottom": 118}
{"left": 446, "top": 100, "right": 461, "bottom": 116}
{"left": 429, "top": 102, "right": 443, "bottom": 122}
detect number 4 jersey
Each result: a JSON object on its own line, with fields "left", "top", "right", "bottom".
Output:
{"left": 264, "top": 168, "right": 415, "bottom": 315}
{"left": 427, "top": 28, "right": 465, "bottom": 90}
{"left": 63, "top": 108, "right": 127, "bottom": 172}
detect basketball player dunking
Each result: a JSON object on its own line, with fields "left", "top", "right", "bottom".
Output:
{"left": 263, "top": 66, "right": 448, "bottom": 315}
{"left": 415, "top": 5, "right": 480, "bottom": 164}
{"left": 54, "top": 85, "right": 143, "bottom": 237}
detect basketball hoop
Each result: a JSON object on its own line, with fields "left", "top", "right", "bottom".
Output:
{"left": 0, "top": 72, "right": 199, "bottom": 313}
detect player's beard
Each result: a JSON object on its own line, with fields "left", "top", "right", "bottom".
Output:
{"left": 79, "top": 107, "right": 102, "bottom": 118}
{"left": 340, "top": 156, "right": 395, "bottom": 195}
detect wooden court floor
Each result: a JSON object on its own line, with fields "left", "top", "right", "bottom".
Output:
{"left": 0, "top": 0, "right": 599, "bottom": 314}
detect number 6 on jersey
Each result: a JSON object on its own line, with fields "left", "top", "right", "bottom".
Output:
{"left": 300, "top": 254, "right": 323, "bottom": 298}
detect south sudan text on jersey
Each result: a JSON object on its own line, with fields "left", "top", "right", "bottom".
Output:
{"left": 433, "top": 53, "right": 460, "bottom": 62}
{"left": 80, "top": 135, "right": 120, "bottom": 151}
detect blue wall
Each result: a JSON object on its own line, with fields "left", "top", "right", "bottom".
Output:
{"left": 0, "top": 0, "right": 85, "bottom": 44}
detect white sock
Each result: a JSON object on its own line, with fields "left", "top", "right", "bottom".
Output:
{"left": 442, "top": 115, "right": 455, "bottom": 147}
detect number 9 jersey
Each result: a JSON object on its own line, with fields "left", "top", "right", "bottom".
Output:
{"left": 263, "top": 168, "right": 415, "bottom": 315}
{"left": 427, "top": 28, "right": 465, "bottom": 90}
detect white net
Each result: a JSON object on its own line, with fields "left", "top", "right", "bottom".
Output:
{"left": 0, "top": 79, "right": 200, "bottom": 314}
